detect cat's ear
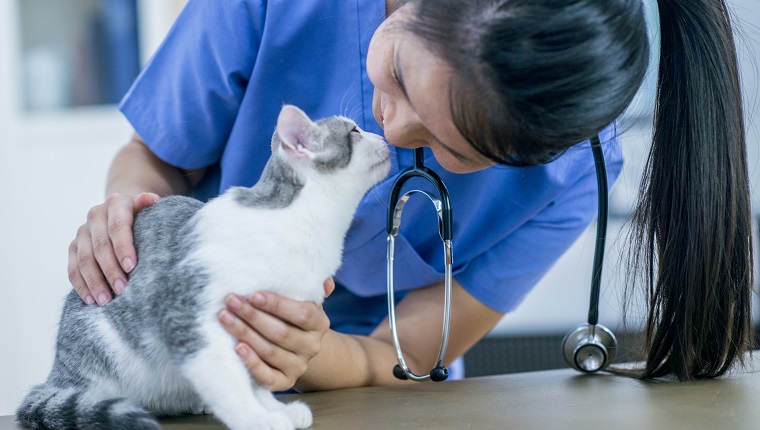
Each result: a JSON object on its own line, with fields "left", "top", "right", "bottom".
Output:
{"left": 276, "top": 105, "right": 324, "bottom": 159}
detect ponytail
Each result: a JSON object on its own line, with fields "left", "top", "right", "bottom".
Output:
{"left": 629, "top": 0, "right": 753, "bottom": 379}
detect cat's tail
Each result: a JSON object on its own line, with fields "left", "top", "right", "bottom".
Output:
{"left": 15, "top": 382, "right": 160, "bottom": 430}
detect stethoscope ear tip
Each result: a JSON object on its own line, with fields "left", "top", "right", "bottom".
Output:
{"left": 430, "top": 366, "right": 449, "bottom": 382}
{"left": 393, "top": 365, "right": 409, "bottom": 380}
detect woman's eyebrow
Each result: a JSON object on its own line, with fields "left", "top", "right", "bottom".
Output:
{"left": 393, "top": 48, "right": 410, "bottom": 100}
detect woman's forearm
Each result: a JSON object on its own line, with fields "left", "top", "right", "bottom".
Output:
{"left": 106, "top": 134, "right": 203, "bottom": 197}
{"left": 294, "top": 329, "right": 417, "bottom": 392}
{"left": 293, "top": 280, "right": 504, "bottom": 392}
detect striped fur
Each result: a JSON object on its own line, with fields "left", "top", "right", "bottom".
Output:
{"left": 16, "top": 106, "right": 390, "bottom": 430}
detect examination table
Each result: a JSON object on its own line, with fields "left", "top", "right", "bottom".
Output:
{"left": 2, "top": 351, "right": 758, "bottom": 429}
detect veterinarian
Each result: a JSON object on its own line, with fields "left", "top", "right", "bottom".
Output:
{"left": 68, "top": 0, "right": 752, "bottom": 390}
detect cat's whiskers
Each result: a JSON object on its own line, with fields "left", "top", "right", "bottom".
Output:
{"left": 339, "top": 87, "right": 357, "bottom": 120}
{"left": 367, "top": 181, "right": 390, "bottom": 207}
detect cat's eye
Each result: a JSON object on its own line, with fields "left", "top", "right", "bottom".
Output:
{"left": 350, "top": 126, "right": 360, "bottom": 134}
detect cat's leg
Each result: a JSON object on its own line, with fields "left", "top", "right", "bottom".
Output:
{"left": 253, "top": 387, "right": 312, "bottom": 429}
{"left": 181, "top": 327, "right": 295, "bottom": 430}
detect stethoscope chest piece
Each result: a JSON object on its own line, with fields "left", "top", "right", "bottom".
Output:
{"left": 560, "top": 135, "right": 619, "bottom": 374}
{"left": 562, "top": 323, "right": 617, "bottom": 373}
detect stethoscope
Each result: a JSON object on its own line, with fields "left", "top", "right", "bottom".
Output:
{"left": 386, "top": 135, "right": 617, "bottom": 382}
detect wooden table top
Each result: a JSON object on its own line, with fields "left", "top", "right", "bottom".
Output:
{"left": 3, "top": 353, "right": 759, "bottom": 429}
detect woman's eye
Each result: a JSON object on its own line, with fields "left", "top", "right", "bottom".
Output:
{"left": 391, "top": 69, "right": 401, "bottom": 87}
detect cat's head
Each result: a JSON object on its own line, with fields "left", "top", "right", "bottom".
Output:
{"left": 272, "top": 105, "right": 391, "bottom": 190}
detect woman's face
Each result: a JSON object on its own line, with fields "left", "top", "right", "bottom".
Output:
{"left": 367, "top": 4, "right": 493, "bottom": 174}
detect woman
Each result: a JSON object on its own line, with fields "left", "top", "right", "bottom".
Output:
{"left": 68, "top": 0, "right": 752, "bottom": 390}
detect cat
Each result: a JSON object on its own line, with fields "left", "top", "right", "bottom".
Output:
{"left": 16, "top": 105, "right": 391, "bottom": 430}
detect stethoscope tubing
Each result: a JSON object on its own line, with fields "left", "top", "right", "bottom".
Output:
{"left": 386, "top": 147, "right": 453, "bottom": 381}
{"left": 387, "top": 137, "right": 612, "bottom": 380}
{"left": 587, "top": 135, "right": 607, "bottom": 326}
{"left": 387, "top": 148, "right": 452, "bottom": 240}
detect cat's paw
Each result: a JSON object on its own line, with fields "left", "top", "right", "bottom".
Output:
{"left": 249, "top": 410, "right": 295, "bottom": 430}
{"left": 283, "top": 401, "right": 312, "bottom": 429}
{"left": 190, "top": 403, "right": 212, "bottom": 415}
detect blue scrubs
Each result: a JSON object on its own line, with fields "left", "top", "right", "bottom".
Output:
{"left": 120, "top": 0, "right": 623, "bottom": 378}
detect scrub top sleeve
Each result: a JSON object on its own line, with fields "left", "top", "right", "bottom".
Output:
{"left": 119, "top": 0, "right": 263, "bottom": 169}
{"left": 457, "top": 130, "right": 623, "bottom": 314}
{"left": 456, "top": 169, "right": 603, "bottom": 314}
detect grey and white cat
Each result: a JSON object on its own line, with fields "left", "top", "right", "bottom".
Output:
{"left": 16, "top": 105, "right": 391, "bottom": 430}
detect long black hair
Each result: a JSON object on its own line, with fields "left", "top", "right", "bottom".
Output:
{"left": 631, "top": 0, "right": 752, "bottom": 379}
{"left": 406, "top": 0, "right": 753, "bottom": 379}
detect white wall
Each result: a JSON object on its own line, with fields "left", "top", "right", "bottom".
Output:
{"left": 0, "top": 112, "right": 130, "bottom": 417}
{"left": 0, "top": 0, "right": 185, "bottom": 416}
{"left": 1, "top": 0, "right": 759, "bottom": 417}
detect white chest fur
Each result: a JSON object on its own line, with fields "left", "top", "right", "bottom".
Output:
{"left": 186, "top": 185, "right": 357, "bottom": 307}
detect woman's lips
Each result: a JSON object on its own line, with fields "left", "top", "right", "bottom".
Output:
{"left": 379, "top": 96, "right": 386, "bottom": 124}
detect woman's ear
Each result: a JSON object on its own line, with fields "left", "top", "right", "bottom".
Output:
{"left": 276, "top": 105, "right": 325, "bottom": 158}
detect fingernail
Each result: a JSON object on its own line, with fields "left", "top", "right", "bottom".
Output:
{"left": 236, "top": 344, "right": 249, "bottom": 357}
{"left": 122, "top": 258, "right": 135, "bottom": 273}
{"left": 219, "top": 310, "right": 235, "bottom": 325}
{"left": 113, "top": 279, "right": 126, "bottom": 295}
{"left": 84, "top": 295, "right": 95, "bottom": 305}
{"left": 251, "top": 293, "right": 266, "bottom": 306}
{"left": 97, "top": 292, "right": 111, "bottom": 306}
{"left": 227, "top": 295, "right": 243, "bottom": 310}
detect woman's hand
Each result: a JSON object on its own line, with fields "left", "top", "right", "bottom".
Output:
{"left": 219, "top": 279, "right": 335, "bottom": 391}
{"left": 68, "top": 192, "right": 160, "bottom": 306}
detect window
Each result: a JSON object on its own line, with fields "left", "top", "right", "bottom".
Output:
{"left": 18, "top": 0, "right": 140, "bottom": 111}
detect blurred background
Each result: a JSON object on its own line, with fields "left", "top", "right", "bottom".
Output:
{"left": 0, "top": 0, "right": 758, "bottom": 417}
